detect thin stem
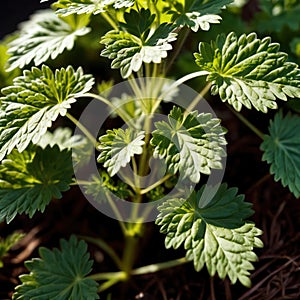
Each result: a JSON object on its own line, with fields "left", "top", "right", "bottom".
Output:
{"left": 140, "top": 174, "right": 172, "bottom": 195}
{"left": 226, "top": 104, "right": 265, "bottom": 140}
{"left": 101, "top": 12, "right": 118, "bottom": 30}
{"left": 88, "top": 271, "right": 126, "bottom": 281}
{"left": 131, "top": 257, "right": 188, "bottom": 276}
{"left": 66, "top": 113, "right": 96, "bottom": 145}
{"left": 78, "top": 235, "right": 123, "bottom": 270}
{"left": 184, "top": 82, "right": 212, "bottom": 116}
{"left": 166, "top": 27, "right": 190, "bottom": 74}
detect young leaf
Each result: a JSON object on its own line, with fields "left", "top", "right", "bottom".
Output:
{"left": 156, "top": 184, "right": 263, "bottom": 287}
{"left": 97, "top": 128, "right": 145, "bottom": 176}
{"left": 168, "top": 0, "right": 233, "bottom": 32}
{"left": 151, "top": 106, "right": 227, "bottom": 183}
{"left": 0, "top": 145, "right": 73, "bottom": 223}
{"left": 6, "top": 10, "right": 91, "bottom": 71}
{"left": 0, "top": 65, "right": 94, "bottom": 161}
{"left": 194, "top": 32, "right": 300, "bottom": 112}
{"left": 52, "top": 0, "right": 134, "bottom": 16}
{"left": 13, "top": 235, "right": 99, "bottom": 300}
{"left": 0, "top": 233, "right": 24, "bottom": 268}
{"left": 100, "top": 9, "right": 177, "bottom": 78}
{"left": 260, "top": 111, "right": 300, "bottom": 198}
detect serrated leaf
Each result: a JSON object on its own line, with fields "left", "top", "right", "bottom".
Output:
{"left": 52, "top": 0, "right": 134, "bottom": 16}
{"left": 97, "top": 128, "right": 145, "bottom": 176}
{"left": 0, "top": 145, "right": 73, "bottom": 223}
{"left": 13, "top": 235, "right": 99, "bottom": 300}
{"left": 0, "top": 65, "right": 94, "bottom": 161}
{"left": 260, "top": 111, "right": 300, "bottom": 198}
{"left": 100, "top": 9, "right": 177, "bottom": 78}
{"left": 37, "top": 127, "right": 93, "bottom": 169}
{"left": 0, "top": 232, "right": 24, "bottom": 268}
{"left": 194, "top": 32, "right": 300, "bottom": 112}
{"left": 156, "top": 183, "right": 263, "bottom": 287}
{"left": 150, "top": 106, "right": 226, "bottom": 183}
{"left": 168, "top": 0, "right": 232, "bottom": 32}
{"left": 6, "top": 10, "right": 90, "bottom": 71}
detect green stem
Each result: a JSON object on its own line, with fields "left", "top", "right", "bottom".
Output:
{"left": 131, "top": 257, "right": 188, "bottom": 275}
{"left": 101, "top": 12, "right": 118, "bottom": 30}
{"left": 78, "top": 235, "right": 124, "bottom": 270}
{"left": 226, "top": 104, "right": 265, "bottom": 140}
{"left": 140, "top": 174, "right": 172, "bottom": 195}
{"left": 88, "top": 271, "right": 126, "bottom": 281}
{"left": 66, "top": 113, "right": 96, "bottom": 145}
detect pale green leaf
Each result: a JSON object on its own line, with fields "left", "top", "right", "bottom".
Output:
{"left": 52, "top": 0, "right": 134, "bottom": 16}
{"left": 194, "top": 32, "right": 300, "bottom": 112}
{"left": 150, "top": 106, "right": 227, "bottom": 183}
{"left": 6, "top": 10, "right": 90, "bottom": 71}
{"left": 100, "top": 9, "right": 177, "bottom": 78}
{"left": 0, "top": 233, "right": 24, "bottom": 268}
{"left": 156, "top": 183, "right": 263, "bottom": 287}
{"left": 168, "top": 0, "right": 233, "bottom": 32}
{"left": 0, "top": 145, "right": 73, "bottom": 223}
{"left": 0, "top": 65, "right": 94, "bottom": 161}
{"left": 260, "top": 111, "right": 300, "bottom": 198}
{"left": 13, "top": 235, "right": 99, "bottom": 300}
{"left": 97, "top": 128, "right": 145, "bottom": 176}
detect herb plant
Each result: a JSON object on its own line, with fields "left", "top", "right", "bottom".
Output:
{"left": 0, "top": 0, "right": 300, "bottom": 299}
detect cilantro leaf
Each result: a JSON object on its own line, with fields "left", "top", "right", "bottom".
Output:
{"left": 0, "top": 65, "right": 94, "bottom": 161}
{"left": 0, "top": 145, "right": 73, "bottom": 223}
{"left": 13, "top": 235, "right": 99, "bottom": 300}
{"left": 194, "top": 32, "right": 300, "bottom": 112}
{"left": 151, "top": 106, "right": 227, "bottom": 183}
{"left": 6, "top": 10, "right": 90, "bottom": 71}
{"left": 260, "top": 111, "right": 300, "bottom": 198}
{"left": 156, "top": 183, "right": 263, "bottom": 287}
{"left": 100, "top": 9, "right": 177, "bottom": 78}
{"left": 97, "top": 128, "right": 145, "bottom": 176}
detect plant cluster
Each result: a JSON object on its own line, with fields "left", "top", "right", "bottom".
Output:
{"left": 0, "top": 0, "right": 300, "bottom": 299}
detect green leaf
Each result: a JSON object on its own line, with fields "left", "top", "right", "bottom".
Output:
{"left": 13, "top": 235, "right": 99, "bottom": 300}
{"left": 0, "top": 65, "right": 94, "bottom": 161}
{"left": 6, "top": 10, "right": 91, "bottom": 71}
{"left": 52, "top": 0, "right": 134, "bottom": 16}
{"left": 0, "top": 232, "right": 24, "bottom": 268}
{"left": 168, "top": 0, "right": 233, "bottom": 32}
{"left": 100, "top": 9, "right": 177, "bottom": 78}
{"left": 37, "top": 127, "right": 93, "bottom": 169}
{"left": 0, "top": 145, "right": 73, "bottom": 223}
{"left": 97, "top": 128, "right": 145, "bottom": 176}
{"left": 156, "top": 183, "right": 263, "bottom": 287}
{"left": 150, "top": 106, "right": 227, "bottom": 183}
{"left": 260, "top": 111, "right": 300, "bottom": 198}
{"left": 194, "top": 32, "right": 300, "bottom": 112}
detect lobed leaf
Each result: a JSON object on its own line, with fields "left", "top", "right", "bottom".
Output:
{"left": 0, "top": 65, "right": 94, "bottom": 161}
{"left": 156, "top": 183, "right": 263, "bottom": 287}
{"left": 13, "top": 235, "right": 99, "bottom": 300}
{"left": 51, "top": 0, "right": 134, "bottom": 16}
{"left": 260, "top": 111, "right": 300, "bottom": 198}
{"left": 0, "top": 145, "right": 73, "bottom": 223}
{"left": 6, "top": 10, "right": 90, "bottom": 71}
{"left": 97, "top": 128, "right": 145, "bottom": 176}
{"left": 100, "top": 8, "right": 177, "bottom": 78}
{"left": 151, "top": 106, "right": 227, "bottom": 183}
{"left": 194, "top": 32, "right": 300, "bottom": 112}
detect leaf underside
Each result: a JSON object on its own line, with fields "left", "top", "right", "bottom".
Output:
{"left": 156, "top": 183, "right": 263, "bottom": 287}
{"left": 194, "top": 32, "right": 300, "bottom": 112}
{"left": 260, "top": 111, "right": 300, "bottom": 198}
{"left": 6, "top": 10, "right": 90, "bottom": 71}
{"left": 13, "top": 235, "right": 99, "bottom": 300}
{"left": 0, "top": 65, "right": 94, "bottom": 161}
{"left": 151, "top": 106, "right": 227, "bottom": 183}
